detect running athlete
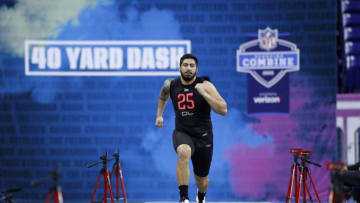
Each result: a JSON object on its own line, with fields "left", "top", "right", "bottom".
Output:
{"left": 155, "top": 54, "right": 227, "bottom": 203}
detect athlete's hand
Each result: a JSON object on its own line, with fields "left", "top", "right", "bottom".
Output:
{"left": 155, "top": 116, "right": 164, "bottom": 128}
{"left": 195, "top": 82, "right": 208, "bottom": 96}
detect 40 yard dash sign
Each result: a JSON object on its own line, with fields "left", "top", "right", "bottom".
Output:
{"left": 25, "top": 40, "right": 191, "bottom": 76}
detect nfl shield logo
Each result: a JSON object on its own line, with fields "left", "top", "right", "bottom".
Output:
{"left": 259, "top": 27, "right": 278, "bottom": 51}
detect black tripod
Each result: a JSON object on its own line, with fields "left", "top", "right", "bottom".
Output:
{"left": 88, "top": 152, "right": 115, "bottom": 203}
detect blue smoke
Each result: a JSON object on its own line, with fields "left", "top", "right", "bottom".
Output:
{"left": 0, "top": 0, "right": 181, "bottom": 103}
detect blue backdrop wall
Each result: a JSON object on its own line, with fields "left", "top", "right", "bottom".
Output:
{"left": 0, "top": 0, "right": 337, "bottom": 202}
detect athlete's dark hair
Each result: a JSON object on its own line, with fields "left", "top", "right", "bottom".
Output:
{"left": 180, "top": 53, "right": 198, "bottom": 67}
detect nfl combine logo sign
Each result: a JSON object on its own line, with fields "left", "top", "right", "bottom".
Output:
{"left": 237, "top": 27, "right": 301, "bottom": 114}
{"left": 236, "top": 27, "right": 300, "bottom": 88}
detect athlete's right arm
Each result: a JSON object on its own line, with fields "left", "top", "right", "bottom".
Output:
{"left": 155, "top": 79, "right": 173, "bottom": 128}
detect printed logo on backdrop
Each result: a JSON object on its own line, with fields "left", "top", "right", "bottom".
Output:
{"left": 25, "top": 40, "right": 191, "bottom": 76}
{"left": 236, "top": 27, "right": 300, "bottom": 114}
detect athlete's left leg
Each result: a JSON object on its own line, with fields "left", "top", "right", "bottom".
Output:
{"left": 191, "top": 132, "right": 213, "bottom": 202}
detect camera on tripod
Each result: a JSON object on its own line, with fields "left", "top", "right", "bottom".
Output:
{"left": 327, "top": 162, "right": 346, "bottom": 171}
{"left": 299, "top": 150, "right": 312, "bottom": 157}
{"left": 289, "top": 148, "right": 312, "bottom": 158}
{"left": 290, "top": 148, "right": 302, "bottom": 154}
{"left": 286, "top": 148, "right": 321, "bottom": 203}
{"left": 298, "top": 149, "right": 322, "bottom": 168}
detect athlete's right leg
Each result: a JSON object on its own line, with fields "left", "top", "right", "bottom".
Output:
{"left": 176, "top": 144, "right": 191, "bottom": 186}
{"left": 173, "top": 131, "right": 195, "bottom": 202}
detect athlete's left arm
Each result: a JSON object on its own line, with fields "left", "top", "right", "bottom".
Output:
{"left": 195, "top": 81, "right": 227, "bottom": 116}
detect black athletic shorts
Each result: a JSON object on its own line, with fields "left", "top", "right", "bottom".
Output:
{"left": 172, "top": 130, "right": 213, "bottom": 177}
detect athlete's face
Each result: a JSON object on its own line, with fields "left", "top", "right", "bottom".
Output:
{"left": 180, "top": 58, "right": 197, "bottom": 82}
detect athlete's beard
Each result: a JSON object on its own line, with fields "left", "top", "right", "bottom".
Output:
{"left": 180, "top": 70, "right": 196, "bottom": 82}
